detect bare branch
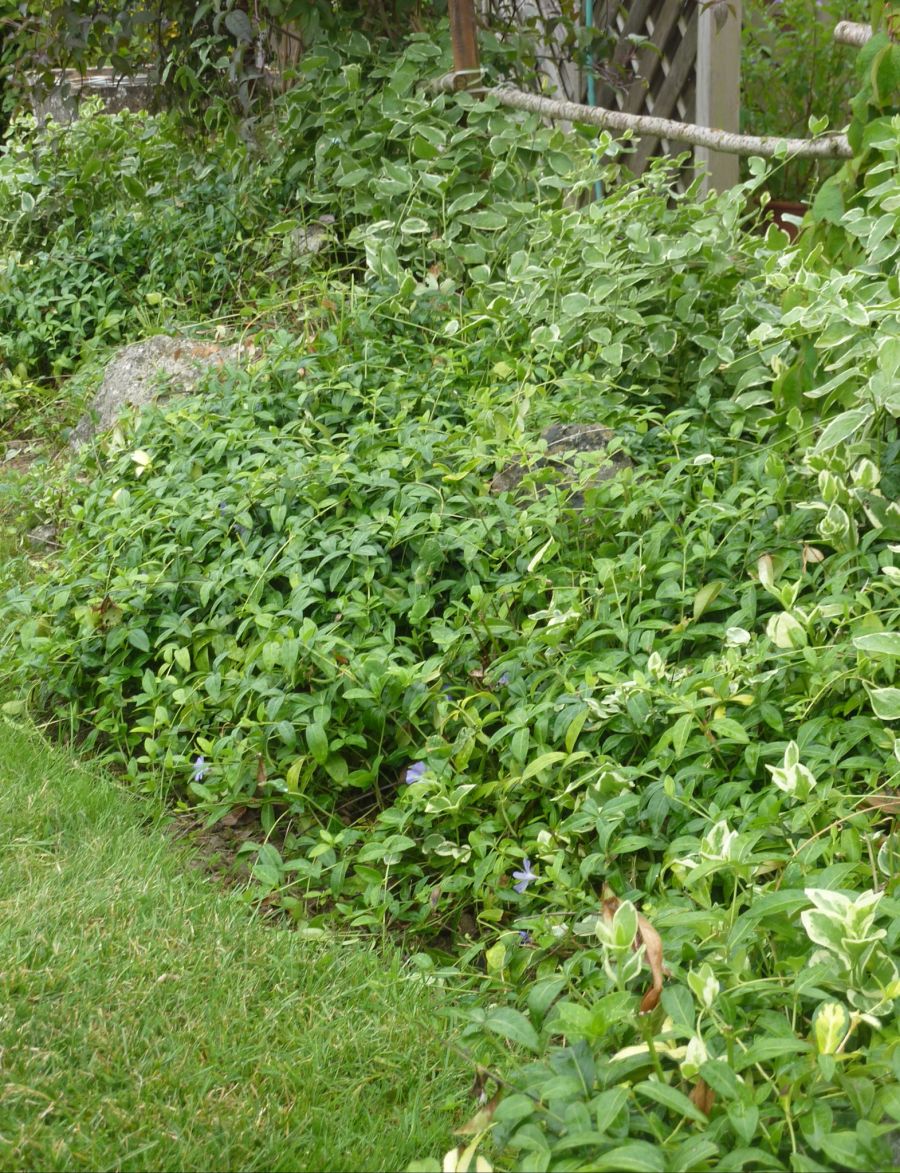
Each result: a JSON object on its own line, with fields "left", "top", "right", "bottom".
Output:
{"left": 833, "top": 20, "right": 873, "bottom": 46}
{"left": 466, "top": 83, "right": 854, "bottom": 158}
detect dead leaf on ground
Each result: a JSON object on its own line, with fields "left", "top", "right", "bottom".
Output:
{"left": 637, "top": 912, "right": 665, "bottom": 1012}
{"left": 455, "top": 1092, "right": 501, "bottom": 1136}
{"left": 601, "top": 890, "right": 667, "bottom": 1013}
{"left": 861, "top": 792, "right": 900, "bottom": 814}
{"left": 690, "top": 1078, "right": 715, "bottom": 1115}
{"left": 469, "top": 1065, "right": 492, "bottom": 1105}
{"left": 218, "top": 805, "right": 249, "bottom": 828}
{"left": 802, "top": 544, "right": 825, "bottom": 574}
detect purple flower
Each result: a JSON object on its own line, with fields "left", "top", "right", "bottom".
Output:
{"left": 498, "top": 673, "right": 510, "bottom": 686}
{"left": 192, "top": 755, "right": 206, "bottom": 782}
{"left": 518, "top": 930, "right": 532, "bottom": 945}
{"left": 512, "top": 858, "right": 537, "bottom": 894}
{"left": 404, "top": 760, "right": 426, "bottom": 784}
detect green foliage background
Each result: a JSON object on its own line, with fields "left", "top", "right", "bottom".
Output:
{"left": 1, "top": 13, "right": 900, "bottom": 1173}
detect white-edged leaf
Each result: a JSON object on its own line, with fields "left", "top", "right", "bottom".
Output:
{"left": 853, "top": 632, "right": 900, "bottom": 656}
{"left": 870, "top": 687, "right": 900, "bottom": 721}
{"left": 813, "top": 406, "right": 873, "bottom": 452}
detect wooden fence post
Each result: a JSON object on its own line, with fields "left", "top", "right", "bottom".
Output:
{"left": 694, "top": 0, "right": 742, "bottom": 192}
{"left": 448, "top": 0, "right": 481, "bottom": 88}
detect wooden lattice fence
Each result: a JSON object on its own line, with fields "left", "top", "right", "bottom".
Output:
{"left": 596, "top": 0, "right": 699, "bottom": 177}
{"left": 477, "top": 0, "right": 742, "bottom": 190}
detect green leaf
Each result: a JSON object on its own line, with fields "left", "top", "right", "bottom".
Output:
{"left": 484, "top": 1007, "right": 541, "bottom": 1053}
{"left": 634, "top": 1079, "right": 709, "bottom": 1123}
{"left": 493, "top": 1093, "right": 536, "bottom": 1126}
{"left": 305, "top": 723, "right": 329, "bottom": 765}
{"left": 128, "top": 629, "right": 150, "bottom": 653}
{"left": 671, "top": 713, "right": 694, "bottom": 757}
{"left": 853, "top": 632, "right": 900, "bottom": 656}
{"left": 174, "top": 647, "right": 191, "bottom": 672}
{"left": 660, "top": 985, "right": 694, "bottom": 1029}
{"left": 693, "top": 580, "right": 724, "bottom": 621}
{"left": 565, "top": 707, "right": 589, "bottom": 753}
{"left": 560, "top": 292, "right": 592, "bottom": 317}
{"left": 224, "top": 8, "right": 253, "bottom": 40}
{"left": 121, "top": 174, "right": 146, "bottom": 201}
{"left": 591, "top": 1142, "right": 665, "bottom": 1172}
{"left": 710, "top": 717, "right": 750, "bottom": 744}
{"left": 699, "top": 1059, "right": 742, "bottom": 1100}
{"left": 727, "top": 1099, "right": 759, "bottom": 1145}
{"left": 820, "top": 1132, "right": 865, "bottom": 1168}
{"left": 869, "top": 687, "right": 900, "bottom": 721}
{"left": 458, "top": 210, "right": 507, "bottom": 230}
{"left": 527, "top": 978, "right": 566, "bottom": 1023}
{"left": 813, "top": 407, "right": 873, "bottom": 453}
{"left": 521, "top": 751, "right": 570, "bottom": 781}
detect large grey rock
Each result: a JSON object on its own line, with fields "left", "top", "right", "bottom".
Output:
{"left": 490, "top": 423, "right": 631, "bottom": 506}
{"left": 71, "top": 335, "right": 243, "bottom": 447}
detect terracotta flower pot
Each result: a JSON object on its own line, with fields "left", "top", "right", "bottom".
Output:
{"left": 762, "top": 198, "right": 809, "bottom": 241}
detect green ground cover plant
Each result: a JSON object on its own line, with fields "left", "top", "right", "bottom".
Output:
{"left": 1, "top": 15, "right": 899, "bottom": 1173}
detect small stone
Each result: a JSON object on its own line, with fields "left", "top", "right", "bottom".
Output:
{"left": 26, "top": 523, "right": 59, "bottom": 550}
{"left": 490, "top": 422, "right": 630, "bottom": 506}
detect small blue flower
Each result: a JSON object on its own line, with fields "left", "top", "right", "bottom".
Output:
{"left": 192, "top": 755, "right": 206, "bottom": 783}
{"left": 218, "top": 502, "right": 228, "bottom": 516}
{"left": 518, "top": 930, "right": 532, "bottom": 945}
{"left": 512, "top": 858, "right": 537, "bottom": 894}
{"left": 498, "top": 673, "right": 510, "bottom": 686}
{"left": 404, "top": 760, "right": 427, "bottom": 784}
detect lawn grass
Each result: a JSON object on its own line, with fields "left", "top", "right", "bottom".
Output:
{"left": 0, "top": 719, "right": 465, "bottom": 1172}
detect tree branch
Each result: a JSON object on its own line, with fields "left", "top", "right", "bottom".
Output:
{"left": 833, "top": 20, "right": 873, "bottom": 46}
{"left": 460, "top": 83, "right": 854, "bottom": 159}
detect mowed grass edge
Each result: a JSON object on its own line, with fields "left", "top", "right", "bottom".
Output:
{"left": 0, "top": 718, "right": 465, "bottom": 1173}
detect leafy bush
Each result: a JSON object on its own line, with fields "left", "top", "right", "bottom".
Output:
{"left": 740, "top": 0, "right": 870, "bottom": 199}
{"left": 0, "top": 104, "right": 285, "bottom": 377}
{"left": 3, "top": 20, "right": 900, "bottom": 1173}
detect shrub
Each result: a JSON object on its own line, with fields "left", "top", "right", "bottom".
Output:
{"left": 3, "top": 23, "right": 900, "bottom": 1172}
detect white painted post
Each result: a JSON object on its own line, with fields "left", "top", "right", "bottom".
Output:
{"left": 695, "top": 0, "right": 742, "bottom": 192}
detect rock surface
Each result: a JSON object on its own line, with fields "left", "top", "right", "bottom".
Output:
{"left": 490, "top": 422, "right": 630, "bottom": 505}
{"left": 71, "top": 335, "right": 243, "bottom": 447}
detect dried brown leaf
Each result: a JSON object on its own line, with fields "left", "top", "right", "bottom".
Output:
{"left": 757, "top": 553, "right": 774, "bottom": 589}
{"left": 802, "top": 544, "right": 826, "bottom": 573}
{"left": 861, "top": 792, "right": 900, "bottom": 814}
{"left": 690, "top": 1078, "right": 715, "bottom": 1115}
{"left": 219, "top": 806, "right": 248, "bottom": 828}
{"left": 637, "top": 911, "right": 665, "bottom": 1013}
{"left": 469, "top": 1065, "right": 491, "bottom": 1104}
{"left": 455, "top": 1092, "right": 501, "bottom": 1136}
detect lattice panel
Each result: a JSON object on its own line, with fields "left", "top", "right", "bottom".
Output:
{"left": 596, "top": 0, "right": 699, "bottom": 177}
